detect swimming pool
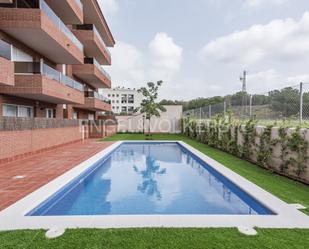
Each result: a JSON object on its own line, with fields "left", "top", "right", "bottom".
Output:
{"left": 1, "top": 141, "right": 308, "bottom": 230}
{"left": 27, "top": 142, "right": 273, "bottom": 216}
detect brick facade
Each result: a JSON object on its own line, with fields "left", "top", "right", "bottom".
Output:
{"left": 0, "top": 75, "right": 85, "bottom": 105}
{"left": 0, "top": 57, "right": 14, "bottom": 86}
{"left": 0, "top": 8, "right": 84, "bottom": 64}
{"left": 0, "top": 1, "right": 116, "bottom": 164}
{"left": 72, "top": 29, "right": 111, "bottom": 65}
{"left": 0, "top": 126, "right": 83, "bottom": 162}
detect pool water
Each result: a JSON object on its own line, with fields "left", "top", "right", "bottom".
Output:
{"left": 28, "top": 142, "right": 273, "bottom": 216}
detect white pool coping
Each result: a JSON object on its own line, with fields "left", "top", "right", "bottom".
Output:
{"left": 0, "top": 140, "right": 309, "bottom": 231}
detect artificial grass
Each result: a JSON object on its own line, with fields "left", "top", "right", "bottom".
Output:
{"left": 1, "top": 228, "right": 309, "bottom": 249}
{"left": 102, "top": 134, "right": 309, "bottom": 215}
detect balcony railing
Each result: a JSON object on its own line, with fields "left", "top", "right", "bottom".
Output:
{"left": 73, "top": 24, "right": 110, "bottom": 56}
{"left": 85, "top": 91, "right": 111, "bottom": 104}
{"left": 14, "top": 61, "right": 84, "bottom": 92}
{"left": 84, "top": 57, "right": 111, "bottom": 81}
{"left": 39, "top": 0, "right": 83, "bottom": 51}
{"left": 0, "top": 39, "right": 11, "bottom": 60}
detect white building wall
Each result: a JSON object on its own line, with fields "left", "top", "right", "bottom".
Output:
{"left": 100, "top": 88, "right": 143, "bottom": 114}
{"left": 116, "top": 105, "right": 183, "bottom": 134}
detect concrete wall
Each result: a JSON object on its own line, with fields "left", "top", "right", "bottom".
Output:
{"left": 200, "top": 126, "right": 309, "bottom": 184}
{"left": 116, "top": 105, "right": 183, "bottom": 134}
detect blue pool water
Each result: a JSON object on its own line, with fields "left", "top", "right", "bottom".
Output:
{"left": 28, "top": 142, "right": 274, "bottom": 216}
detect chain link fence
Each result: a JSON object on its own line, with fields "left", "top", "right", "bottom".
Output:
{"left": 183, "top": 82, "right": 309, "bottom": 126}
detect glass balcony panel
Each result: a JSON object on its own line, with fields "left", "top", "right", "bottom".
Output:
{"left": 14, "top": 61, "right": 83, "bottom": 92}
{"left": 40, "top": 0, "right": 83, "bottom": 51}
{"left": 75, "top": 0, "right": 83, "bottom": 10}
{"left": 84, "top": 57, "right": 111, "bottom": 80}
{"left": 0, "top": 40, "right": 11, "bottom": 60}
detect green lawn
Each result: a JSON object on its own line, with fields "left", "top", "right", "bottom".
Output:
{"left": 1, "top": 133, "right": 309, "bottom": 249}
{"left": 1, "top": 228, "right": 309, "bottom": 249}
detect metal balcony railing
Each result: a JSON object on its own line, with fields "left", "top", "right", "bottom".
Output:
{"left": 84, "top": 57, "right": 111, "bottom": 81}
{"left": 0, "top": 39, "right": 11, "bottom": 60}
{"left": 14, "top": 61, "right": 84, "bottom": 92}
{"left": 73, "top": 24, "right": 110, "bottom": 57}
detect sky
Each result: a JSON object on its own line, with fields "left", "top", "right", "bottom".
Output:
{"left": 98, "top": 0, "right": 309, "bottom": 100}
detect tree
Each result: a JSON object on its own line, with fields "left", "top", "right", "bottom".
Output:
{"left": 137, "top": 81, "right": 166, "bottom": 136}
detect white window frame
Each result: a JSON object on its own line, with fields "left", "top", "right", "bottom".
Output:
{"left": 73, "top": 111, "right": 78, "bottom": 120}
{"left": 46, "top": 108, "right": 54, "bottom": 119}
{"left": 88, "top": 113, "right": 95, "bottom": 120}
{"left": 3, "top": 104, "right": 34, "bottom": 118}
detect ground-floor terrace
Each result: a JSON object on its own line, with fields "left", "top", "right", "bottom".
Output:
{"left": 0, "top": 134, "right": 309, "bottom": 248}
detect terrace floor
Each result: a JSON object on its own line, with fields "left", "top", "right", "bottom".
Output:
{"left": 0, "top": 139, "right": 114, "bottom": 211}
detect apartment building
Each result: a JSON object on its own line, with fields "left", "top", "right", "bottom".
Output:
{"left": 0, "top": 0, "right": 114, "bottom": 120}
{"left": 101, "top": 87, "right": 143, "bottom": 115}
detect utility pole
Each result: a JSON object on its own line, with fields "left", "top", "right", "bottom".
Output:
{"left": 240, "top": 70, "right": 247, "bottom": 92}
{"left": 240, "top": 70, "right": 248, "bottom": 118}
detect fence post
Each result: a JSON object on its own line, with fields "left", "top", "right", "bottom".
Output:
{"left": 209, "top": 105, "right": 212, "bottom": 119}
{"left": 300, "top": 82, "right": 303, "bottom": 124}
{"left": 249, "top": 94, "right": 253, "bottom": 118}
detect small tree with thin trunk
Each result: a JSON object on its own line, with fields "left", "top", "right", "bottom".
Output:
{"left": 137, "top": 81, "right": 166, "bottom": 136}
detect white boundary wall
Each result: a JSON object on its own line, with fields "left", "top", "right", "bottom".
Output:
{"left": 116, "top": 105, "right": 183, "bottom": 134}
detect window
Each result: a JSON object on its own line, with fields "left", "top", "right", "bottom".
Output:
{"left": 112, "top": 106, "right": 115, "bottom": 109}
{"left": 116, "top": 100, "right": 119, "bottom": 103}
{"left": 88, "top": 114, "right": 95, "bottom": 120}
{"left": 121, "top": 106, "right": 127, "bottom": 113}
{"left": 46, "top": 108, "right": 54, "bottom": 118}
{"left": 112, "top": 94, "right": 115, "bottom": 97}
{"left": 116, "top": 94, "right": 119, "bottom": 97}
{"left": 121, "top": 94, "right": 127, "bottom": 104}
{"left": 3, "top": 104, "right": 33, "bottom": 118}
{"left": 128, "top": 94, "right": 134, "bottom": 104}
{"left": 3, "top": 104, "right": 17, "bottom": 117}
{"left": 73, "top": 111, "right": 78, "bottom": 120}
{"left": 112, "top": 100, "right": 115, "bottom": 103}
{"left": 18, "top": 106, "right": 33, "bottom": 118}
{"left": 11, "top": 46, "right": 33, "bottom": 62}
{"left": 128, "top": 106, "right": 134, "bottom": 112}
{"left": 108, "top": 94, "right": 111, "bottom": 97}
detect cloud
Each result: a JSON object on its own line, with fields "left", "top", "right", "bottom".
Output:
{"left": 104, "top": 33, "right": 183, "bottom": 94}
{"left": 98, "top": 0, "right": 119, "bottom": 15}
{"left": 200, "top": 12, "right": 309, "bottom": 65}
{"left": 246, "top": 69, "right": 309, "bottom": 93}
{"left": 244, "top": 0, "right": 287, "bottom": 8}
{"left": 149, "top": 33, "right": 183, "bottom": 81}
{"left": 106, "top": 41, "right": 145, "bottom": 89}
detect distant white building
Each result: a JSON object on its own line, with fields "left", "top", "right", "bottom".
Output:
{"left": 100, "top": 87, "right": 143, "bottom": 114}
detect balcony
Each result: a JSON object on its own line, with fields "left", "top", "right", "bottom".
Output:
{"left": 0, "top": 0, "right": 84, "bottom": 64}
{"left": 0, "top": 61, "right": 85, "bottom": 104}
{"left": 45, "top": 0, "right": 83, "bottom": 24}
{"left": 76, "top": 91, "right": 111, "bottom": 111}
{"left": 0, "top": 40, "right": 14, "bottom": 86}
{"left": 72, "top": 24, "right": 111, "bottom": 65}
{"left": 81, "top": 0, "right": 115, "bottom": 47}
{"left": 72, "top": 58, "right": 111, "bottom": 89}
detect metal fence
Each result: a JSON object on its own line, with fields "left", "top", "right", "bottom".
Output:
{"left": 183, "top": 82, "right": 309, "bottom": 126}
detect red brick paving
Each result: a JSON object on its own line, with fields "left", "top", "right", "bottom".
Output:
{"left": 0, "top": 139, "right": 114, "bottom": 211}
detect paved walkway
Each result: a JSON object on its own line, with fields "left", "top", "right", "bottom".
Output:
{"left": 0, "top": 140, "right": 114, "bottom": 211}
